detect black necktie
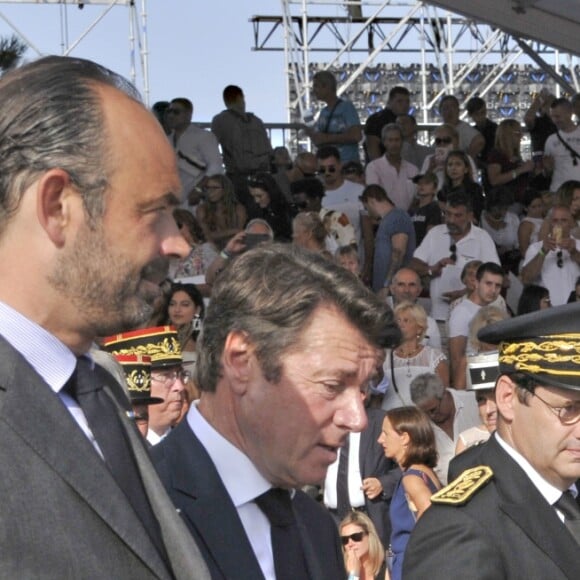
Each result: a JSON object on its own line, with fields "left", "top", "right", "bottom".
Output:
{"left": 336, "top": 436, "right": 351, "bottom": 517}
{"left": 555, "top": 490, "right": 580, "bottom": 546}
{"left": 67, "top": 358, "right": 168, "bottom": 561}
{"left": 255, "top": 488, "right": 310, "bottom": 580}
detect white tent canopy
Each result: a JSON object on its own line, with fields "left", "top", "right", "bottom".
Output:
{"left": 427, "top": 0, "right": 580, "bottom": 57}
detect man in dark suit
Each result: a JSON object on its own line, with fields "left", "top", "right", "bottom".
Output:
{"left": 0, "top": 56, "right": 209, "bottom": 578}
{"left": 404, "top": 304, "right": 580, "bottom": 579}
{"left": 323, "top": 406, "right": 399, "bottom": 548}
{"left": 152, "top": 243, "right": 400, "bottom": 579}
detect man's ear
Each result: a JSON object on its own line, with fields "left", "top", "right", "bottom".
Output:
{"left": 222, "top": 330, "right": 255, "bottom": 395}
{"left": 36, "top": 169, "right": 77, "bottom": 247}
{"left": 495, "top": 375, "right": 517, "bottom": 422}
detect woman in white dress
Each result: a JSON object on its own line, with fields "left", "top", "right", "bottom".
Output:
{"left": 382, "top": 302, "right": 448, "bottom": 411}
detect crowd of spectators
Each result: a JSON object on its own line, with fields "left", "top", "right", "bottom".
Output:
{"left": 109, "top": 77, "right": 580, "bottom": 577}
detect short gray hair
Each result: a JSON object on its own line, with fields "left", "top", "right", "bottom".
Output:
{"left": 0, "top": 55, "right": 141, "bottom": 234}
{"left": 196, "top": 243, "right": 399, "bottom": 392}
{"left": 381, "top": 123, "right": 403, "bottom": 142}
{"left": 410, "top": 373, "right": 445, "bottom": 406}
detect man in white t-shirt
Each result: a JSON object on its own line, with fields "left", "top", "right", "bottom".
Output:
{"left": 543, "top": 98, "right": 580, "bottom": 191}
{"left": 521, "top": 205, "right": 580, "bottom": 305}
{"left": 439, "top": 95, "right": 485, "bottom": 160}
{"left": 317, "top": 145, "right": 374, "bottom": 280}
{"left": 448, "top": 263, "right": 504, "bottom": 389}
{"left": 409, "top": 192, "right": 500, "bottom": 324}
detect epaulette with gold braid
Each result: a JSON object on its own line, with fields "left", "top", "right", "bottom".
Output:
{"left": 431, "top": 466, "right": 494, "bottom": 506}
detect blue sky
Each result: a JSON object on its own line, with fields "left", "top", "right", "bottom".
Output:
{"left": 0, "top": 0, "right": 290, "bottom": 122}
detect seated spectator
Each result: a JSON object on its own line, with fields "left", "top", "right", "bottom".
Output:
{"left": 517, "top": 284, "right": 551, "bottom": 315}
{"left": 408, "top": 173, "right": 442, "bottom": 246}
{"left": 378, "top": 406, "right": 440, "bottom": 580}
{"left": 286, "top": 151, "right": 319, "bottom": 183}
{"left": 448, "top": 262, "right": 504, "bottom": 388}
{"left": 248, "top": 172, "right": 293, "bottom": 241}
{"left": 410, "top": 373, "right": 479, "bottom": 485}
{"left": 467, "top": 305, "right": 509, "bottom": 354}
{"left": 382, "top": 302, "right": 448, "bottom": 411}
{"left": 195, "top": 174, "right": 247, "bottom": 249}
{"left": 455, "top": 351, "right": 500, "bottom": 455}
{"left": 335, "top": 244, "right": 361, "bottom": 277}
{"left": 204, "top": 218, "right": 274, "bottom": 285}
{"left": 339, "top": 511, "right": 390, "bottom": 580}
{"left": 438, "top": 149, "right": 485, "bottom": 222}
{"left": 420, "top": 124, "right": 478, "bottom": 192}
{"left": 567, "top": 275, "right": 580, "bottom": 303}
{"left": 171, "top": 208, "right": 219, "bottom": 292}
{"left": 163, "top": 283, "right": 204, "bottom": 360}
{"left": 387, "top": 267, "right": 441, "bottom": 350}
{"left": 487, "top": 119, "right": 538, "bottom": 212}
{"left": 342, "top": 160, "right": 366, "bottom": 185}
{"left": 292, "top": 211, "right": 330, "bottom": 257}
{"left": 290, "top": 177, "right": 356, "bottom": 249}
{"left": 520, "top": 204, "right": 580, "bottom": 305}
{"left": 480, "top": 187, "right": 521, "bottom": 273}
{"left": 518, "top": 188, "right": 546, "bottom": 258}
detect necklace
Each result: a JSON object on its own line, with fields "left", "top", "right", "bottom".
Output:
{"left": 396, "top": 344, "right": 422, "bottom": 377}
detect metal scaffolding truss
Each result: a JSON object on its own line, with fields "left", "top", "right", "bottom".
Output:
{"left": 0, "top": 0, "right": 151, "bottom": 103}
{"left": 253, "top": 1, "right": 579, "bottom": 124}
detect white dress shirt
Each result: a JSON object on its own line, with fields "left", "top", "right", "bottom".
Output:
{"left": 187, "top": 402, "right": 276, "bottom": 580}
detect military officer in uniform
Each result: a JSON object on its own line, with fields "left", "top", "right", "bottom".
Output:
{"left": 404, "top": 302, "right": 580, "bottom": 580}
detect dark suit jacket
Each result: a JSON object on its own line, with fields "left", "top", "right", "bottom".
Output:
{"left": 152, "top": 419, "right": 346, "bottom": 580}
{"left": 359, "top": 408, "right": 400, "bottom": 547}
{"left": 404, "top": 436, "right": 580, "bottom": 579}
{"left": 0, "top": 337, "right": 209, "bottom": 579}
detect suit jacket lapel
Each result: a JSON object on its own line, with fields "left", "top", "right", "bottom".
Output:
{"left": 106, "top": 385, "right": 211, "bottom": 580}
{"left": 0, "top": 340, "right": 170, "bottom": 579}
{"left": 486, "top": 438, "right": 580, "bottom": 579}
{"left": 165, "top": 422, "right": 265, "bottom": 580}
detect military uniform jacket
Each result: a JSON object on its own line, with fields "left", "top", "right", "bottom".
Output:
{"left": 403, "top": 436, "right": 580, "bottom": 580}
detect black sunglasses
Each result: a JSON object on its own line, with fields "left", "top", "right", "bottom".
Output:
{"left": 340, "top": 531, "right": 366, "bottom": 545}
{"left": 318, "top": 166, "right": 337, "bottom": 175}
{"left": 450, "top": 243, "right": 457, "bottom": 262}
{"left": 435, "top": 137, "right": 453, "bottom": 145}
{"left": 557, "top": 250, "right": 563, "bottom": 268}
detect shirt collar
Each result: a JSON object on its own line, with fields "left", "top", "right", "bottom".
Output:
{"left": 187, "top": 402, "right": 272, "bottom": 506}
{"left": 495, "top": 432, "right": 577, "bottom": 502}
{"left": 0, "top": 301, "right": 77, "bottom": 393}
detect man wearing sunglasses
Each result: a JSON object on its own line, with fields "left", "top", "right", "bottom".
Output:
{"left": 521, "top": 205, "right": 580, "bottom": 305}
{"left": 405, "top": 303, "right": 580, "bottom": 579}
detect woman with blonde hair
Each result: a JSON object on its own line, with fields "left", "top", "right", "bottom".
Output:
{"left": 340, "top": 511, "right": 390, "bottom": 580}
{"left": 487, "top": 119, "right": 537, "bottom": 209}
{"left": 381, "top": 301, "right": 448, "bottom": 411}
{"left": 292, "top": 211, "right": 329, "bottom": 256}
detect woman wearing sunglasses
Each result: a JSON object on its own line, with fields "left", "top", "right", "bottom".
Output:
{"left": 378, "top": 406, "right": 440, "bottom": 580}
{"left": 339, "top": 511, "right": 390, "bottom": 580}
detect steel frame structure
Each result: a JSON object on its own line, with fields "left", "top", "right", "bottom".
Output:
{"left": 252, "top": 1, "right": 579, "bottom": 124}
{"left": 0, "top": 0, "right": 151, "bottom": 103}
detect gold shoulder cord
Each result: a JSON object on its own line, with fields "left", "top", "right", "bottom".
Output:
{"left": 431, "top": 466, "right": 494, "bottom": 506}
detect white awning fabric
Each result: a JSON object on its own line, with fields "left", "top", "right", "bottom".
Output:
{"left": 427, "top": 0, "right": 580, "bottom": 57}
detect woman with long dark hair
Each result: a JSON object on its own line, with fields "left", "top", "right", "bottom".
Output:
{"left": 248, "top": 172, "right": 293, "bottom": 241}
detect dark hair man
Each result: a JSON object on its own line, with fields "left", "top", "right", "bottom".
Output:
{"left": 448, "top": 262, "right": 505, "bottom": 388}
{"left": 152, "top": 243, "right": 400, "bottom": 579}
{"left": 0, "top": 56, "right": 208, "bottom": 578}
{"left": 405, "top": 304, "right": 580, "bottom": 579}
